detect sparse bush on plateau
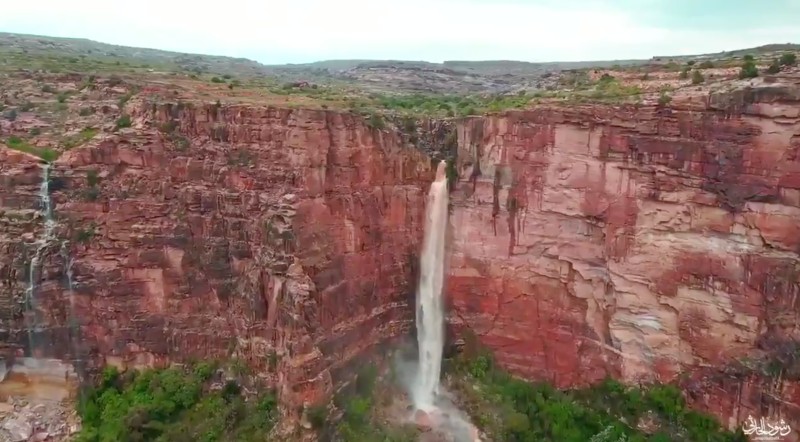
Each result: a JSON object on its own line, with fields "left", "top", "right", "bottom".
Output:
{"left": 691, "top": 69, "right": 705, "bottom": 84}
{"left": 780, "top": 52, "right": 797, "bottom": 66}
{"left": 767, "top": 59, "right": 782, "bottom": 74}
{"left": 739, "top": 56, "right": 759, "bottom": 79}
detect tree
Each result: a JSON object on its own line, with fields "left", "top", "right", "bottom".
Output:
{"left": 739, "top": 60, "right": 759, "bottom": 79}
{"left": 767, "top": 59, "right": 781, "bottom": 74}
{"left": 691, "top": 70, "right": 705, "bottom": 84}
{"left": 780, "top": 52, "right": 797, "bottom": 66}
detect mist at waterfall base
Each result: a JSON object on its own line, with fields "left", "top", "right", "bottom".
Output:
{"left": 393, "top": 160, "right": 479, "bottom": 442}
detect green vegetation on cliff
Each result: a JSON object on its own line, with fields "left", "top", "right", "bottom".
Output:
{"left": 75, "top": 364, "right": 278, "bottom": 442}
{"left": 446, "top": 343, "right": 748, "bottom": 442}
{"left": 317, "top": 363, "right": 417, "bottom": 442}
{"left": 3, "top": 136, "right": 60, "bottom": 162}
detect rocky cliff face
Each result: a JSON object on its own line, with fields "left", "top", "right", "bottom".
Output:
{"left": 446, "top": 79, "right": 800, "bottom": 431}
{"left": 3, "top": 76, "right": 800, "bottom": 435}
{"left": 0, "top": 101, "right": 432, "bottom": 417}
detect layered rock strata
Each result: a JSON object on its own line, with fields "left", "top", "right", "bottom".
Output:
{"left": 446, "top": 79, "right": 800, "bottom": 433}
{"left": 2, "top": 77, "right": 800, "bottom": 435}
{"left": 0, "top": 102, "right": 432, "bottom": 417}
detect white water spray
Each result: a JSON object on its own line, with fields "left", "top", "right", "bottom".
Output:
{"left": 412, "top": 160, "right": 449, "bottom": 411}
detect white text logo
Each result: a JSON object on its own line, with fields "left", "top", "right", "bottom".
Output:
{"left": 742, "top": 415, "right": 792, "bottom": 441}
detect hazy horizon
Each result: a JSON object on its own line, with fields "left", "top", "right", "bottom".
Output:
{"left": 2, "top": 0, "right": 799, "bottom": 65}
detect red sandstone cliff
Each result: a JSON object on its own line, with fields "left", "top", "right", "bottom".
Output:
{"left": 0, "top": 101, "right": 432, "bottom": 419}
{"left": 3, "top": 76, "right": 800, "bottom": 437}
{"left": 446, "top": 78, "right": 800, "bottom": 434}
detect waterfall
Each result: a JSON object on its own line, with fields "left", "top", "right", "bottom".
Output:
{"left": 412, "top": 160, "right": 449, "bottom": 411}
{"left": 24, "top": 163, "right": 56, "bottom": 357}
{"left": 60, "top": 244, "right": 81, "bottom": 367}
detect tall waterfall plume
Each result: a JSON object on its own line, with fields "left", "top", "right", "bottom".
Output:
{"left": 412, "top": 160, "right": 449, "bottom": 410}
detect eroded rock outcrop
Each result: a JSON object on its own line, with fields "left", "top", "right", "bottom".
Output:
{"left": 0, "top": 102, "right": 433, "bottom": 420}
{"left": 446, "top": 78, "right": 800, "bottom": 433}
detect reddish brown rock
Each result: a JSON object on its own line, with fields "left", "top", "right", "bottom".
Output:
{"left": 0, "top": 102, "right": 433, "bottom": 420}
{"left": 446, "top": 79, "right": 800, "bottom": 433}
{"left": 4, "top": 75, "right": 800, "bottom": 436}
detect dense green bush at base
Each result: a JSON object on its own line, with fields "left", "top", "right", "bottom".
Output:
{"left": 75, "top": 364, "right": 278, "bottom": 442}
{"left": 448, "top": 353, "right": 749, "bottom": 442}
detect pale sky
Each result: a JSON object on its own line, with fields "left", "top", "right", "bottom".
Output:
{"left": 2, "top": 0, "right": 799, "bottom": 64}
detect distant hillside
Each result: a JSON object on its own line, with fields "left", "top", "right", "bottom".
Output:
{"left": 1, "top": 32, "right": 797, "bottom": 95}
{"left": 0, "top": 32, "right": 267, "bottom": 77}
{"left": 652, "top": 43, "right": 800, "bottom": 61}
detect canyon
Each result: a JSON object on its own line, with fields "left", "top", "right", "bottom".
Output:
{"left": 1, "top": 45, "right": 800, "bottom": 439}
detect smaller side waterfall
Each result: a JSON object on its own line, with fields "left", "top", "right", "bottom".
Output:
{"left": 24, "top": 163, "right": 56, "bottom": 357}
{"left": 60, "top": 243, "right": 82, "bottom": 369}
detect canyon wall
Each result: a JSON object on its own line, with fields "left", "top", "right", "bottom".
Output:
{"left": 0, "top": 102, "right": 432, "bottom": 415}
{"left": 446, "top": 80, "right": 800, "bottom": 432}
{"left": 3, "top": 78, "right": 800, "bottom": 435}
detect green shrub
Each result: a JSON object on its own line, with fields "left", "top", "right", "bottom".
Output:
{"left": 355, "top": 363, "right": 377, "bottom": 397}
{"left": 75, "top": 364, "right": 278, "bottom": 442}
{"left": 739, "top": 61, "right": 759, "bottom": 79}
{"left": 679, "top": 68, "right": 690, "bottom": 79}
{"left": 83, "top": 187, "right": 101, "bottom": 202}
{"left": 117, "top": 93, "right": 134, "bottom": 109}
{"left": 699, "top": 60, "right": 715, "bottom": 69}
{"left": 4, "top": 136, "right": 59, "bottom": 162}
{"left": 449, "top": 349, "right": 746, "bottom": 442}
{"left": 367, "top": 112, "right": 385, "bottom": 130}
{"left": 767, "top": 59, "right": 782, "bottom": 74}
{"left": 307, "top": 404, "right": 328, "bottom": 429}
{"left": 322, "top": 363, "right": 417, "bottom": 442}
{"left": 211, "top": 77, "right": 225, "bottom": 83}
{"left": 115, "top": 115, "right": 132, "bottom": 130}
{"left": 780, "top": 52, "right": 797, "bottom": 66}
{"left": 691, "top": 69, "right": 705, "bottom": 84}
{"left": 75, "top": 223, "right": 97, "bottom": 243}
{"left": 86, "top": 169, "right": 101, "bottom": 187}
